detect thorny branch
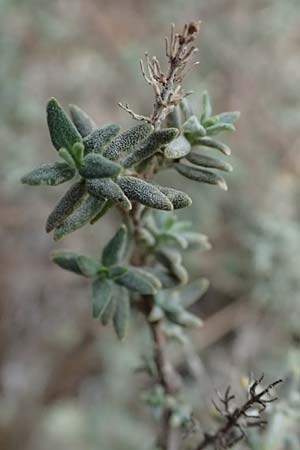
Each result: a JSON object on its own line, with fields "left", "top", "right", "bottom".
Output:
{"left": 119, "top": 21, "right": 201, "bottom": 127}
{"left": 195, "top": 376, "right": 283, "bottom": 450}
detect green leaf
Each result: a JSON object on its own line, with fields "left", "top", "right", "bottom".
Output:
{"left": 113, "top": 287, "right": 130, "bottom": 340}
{"left": 51, "top": 250, "right": 88, "bottom": 276}
{"left": 216, "top": 111, "right": 240, "bottom": 124}
{"left": 117, "top": 176, "right": 173, "bottom": 211}
{"left": 69, "top": 104, "right": 97, "bottom": 137}
{"left": 180, "top": 98, "right": 192, "bottom": 121}
{"left": 116, "top": 267, "right": 161, "bottom": 294}
{"left": 79, "top": 153, "right": 121, "bottom": 179}
{"left": 186, "top": 152, "right": 233, "bottom": 172}
{"left": 47, "top": 98, "right": 82, "bottom": 151}
{"left": 159, "top": 231, "right": 188, "bottom": 249}
{"left": 200, "top": 90, "right": 212, "bottom": 123}
{"left": 180, "top": 278, "right": 210, "bottom": 307}
{"left": 182, "top": 115, "right": 206, "bottom": 138}
{"left": 148, "top": 268, "right": 179, "bottom": 289}
{"left": 77, "top": 255, "right": 100, "bottom": 277}
{"left": 103, "top": 123, "right": 153, "bottom": 160}
{"left": 192, "top": 136, "right": 231, "bottom": 156}
{"left": 102, "top": 225, "right": 128, "bottom": 267}
{"left": 156, "top": 248, "right": 188, "bottom": 284}
{"left": 92, "top": 278, "right": 113, "bottom": 319}
{"left": 180, "top": 231, "right": 211, "bottom": 250}
{"left": 123, "top": 128, "right": 178, "bottom": 167}
{"left": 46, "top": 180, "right": 87, "bottom": 232}
{"left": 86, "top": 179, "right": 132, "bottom": 210}
{"left": 108, "top": 266, "right": 128, "bottom": 279}
{"left": 58, "top": 148, "right": 77, "bottom": 169}
{"left": 69, "top": 142, "right": 84, "bottom": 166}
{"left": 164, "top": 134, "right": 191, "bottom": 159}
{"left": 21, "top": 162, "right": 75, "bottom": 186}
{"left": 156, "top": 186, "right": 192, "bottom": 210}
{"left": 167, "top": 310, "right": 203, "bottom": 328}
{"left": 90, "top": 199, "right": 112, "bottom": 225}
{"left": 206, "top": 123, "right": 235, "bottom": 136}
{"left": 83, "top": 125, "right": 120, "bottom": 154}
{"left": 175, "top": 163, "right": 228, "bottom": 191}
{"left": 53, "top": 195, "right": 106, "bottom": 240}
{"left": 166, "top": 105, "right": 181, "bottom": 128}
{"left": 101, "top": 296, "right": 116, "bottom": 326}
{"left": 136, "top": 227, "right": 156, "bottom": 247}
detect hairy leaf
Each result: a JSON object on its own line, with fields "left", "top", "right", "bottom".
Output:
{"left": 51, "top": 250, "right": 88, "bottom": 276}
{"left": 79, "top": 153, "right": 121, "bottom": 179}
{"left": 180, "top": 231, "right": 211, "bottom": 250}
{"left": 102, "top": 225, "right": 128, "bottom": 267}
{"left": 180, "top": 98, "right": 192, "bottom": 121}
{"left": 117, "top": 176, "right": 173, "bottom": 211}
{"left": 156, "top": 186, "right": 192, "bottom": 209}
{"left": 164, "top": 134, "right": 191, "bottom": 159}
{"left": 108, "top": 266, "right": 128, "bottom": 279}
{"left": 216, "top": 111, "right": 240, "bottom": 124}
{"left": 156, "top": 248, "right": 188, "bottom": 284}
{"left": 193, "top": 136, "right": 231, "bottom": 156}
{"left": 180, "top": 278, "right": 210, "bottom": 307}
{"left": 83, "top": 124, "right": 120, "bottom": 154}
{"left": 103, "top": 123, "right": 153, "bottom": 160}
{"left": 46, "top": 180, "right": 87, "bottom": 232}
{"left": 53, "top": 195, "right": 106, "bottom": 240}
{"left": 183, "top": 115, "right": 206, "bottom": 138}
{"left": 136, "top": 227, "right": 156, "bottom": 247}
{"left": 90, "top": 199, "right": 112, "bottom": 225}
{"left": 77, "top": 255, "right": 100, "bottom": 277}
{"left": 123, "top": 128, "right": 178, "bottom": 167}
{"left": 206, "top": 123, "right": 235, "bottom": 136}
{"left": 47, "top": 98, "right": 82, "bottom": 151}
{"left": 113, "top": 287, "right": 130, "bottom": 340}
{"left": 186, "top": 152, "right": 233, "bottom": 172}
{"left": 92, "top": 278, "right": 113, "bottom": 319}
{"left": 116, "top": 267, "right": 161, "bottom": 294}
{"left": 58, "top": 148, "right": 77, "bottom": 169}
{"left": 69, "top": 142, "right": 84, "bottom": 166}
{"left": 166, "top": 105, "right": 181, "bottom": 128}
{"left": 69, "top": 104, "right": 97, "bottom": 137}
{"left": 147, "top": 268, "right": 179, "bottom": 289}
{"left": 86, "top": 179, "right": 131, "bottom": 210}
{"left": 175, "top": 163, "right": 228, "bottom": 191}
{"left": 21, "top": 162, "right": 75, "bottom": 186}
{"left": 200, "top": 90, "right": 212, "bottom": 123}
{"left": 101, "top": 296, "right": 116, "bottom": 326}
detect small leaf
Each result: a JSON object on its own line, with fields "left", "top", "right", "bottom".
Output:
{"left": 69, "top": 104, "right": 97, "bottom": 137}
{"left": 136, "top": 227, "right": 156, "bottom": 247}
{"left": 159, "top": 231, "right": 188, "bottom": 249}
{"left": 53, "top": 195, "right": 106, "bottom": 240}
{"left": 103, "top": 123, "right": 153, "bottom": 160}
{"left": 123, "top": 128, "right": 178, "bottom": 167}
{"left": 116, "top": 267, "right": 161, "bottom": 294}
{"left": 180, "top": 278, "right": 210, "bottom": 307}
{"left": 216, "top": 111, "right": 240, "bottom": 124}
{"left": 156, "top": 186, "right": 192, "bottom": 210}
{"left": 113, "top": 287, "right": 130, "bottom": 340}
{"left": 46, "top": 180, "right": 87, "bottom": 232}
{"left": 147, "top": 268, "right": 179, "bottom": 289}
{"left": 168, "top": 310, "right": 203, "bottom": 328}
{"left": 193, "top": 136, "right": 231, "bottom": 156}
{"left": 51, "top": 250, "right": 87, "bottom": 276}
{"left": 58, "top": 148, "right": 77, "bottom": 169}
{"left": 101, "top": 296, "right": 116, "bottom": 326}
{"left": 21, "top": 162, "right": 75, "bottom": 186}
{"left": 156, "top": 248, "right": 188, "bottom": 284}
{"left": 183, "top": 115, "right": 206, "bottom": 138}
{"left": 47, "top": 98, "right": 82, "bottom": 151}
{"left": 164, "top": 134, "right": 191, "bottom": 159}
{"left": 83, "top": 125, "right": 120, "bottom": 154}
{"left": 77, "top": 255, "right": 100, "bottom": 277}
{"left": 79, "top": 153, "right": 121, "bottom": 179}
{"left": 180, "top": 98, "right": 192, "bottom": 121}
{"left": 69, "top": 142, "right": 84, "bottom": 166}
{"left": 108, "top": 266, "right": 128, "bottom": 279}
{"left": 86, "top": 179, "right": 131, "bottom": 210}
{"left": 175, "top": 163, "right": 228, "bottom": 191}
{"left": 117, "top": 176, "right": 173, "bottom": 211}
{"left": 102, "top": 225, "right": 128, "bottom": 267}
{"left": 166, "top": 105, "right": 181, "bottom": 128}
{"left": 206, "top": 123, "right": 235, "bottom": 136}
{"left": 90, "top": 199, "right": 112, "bottom": 225}
{"left": 180, "top": 231, "right": 211, "bottom": 250}
{"left": 186, "top": 152, "right": 233, "bottom": 172}
{"left": 200, "top": 90, "right": 212, "bottom": 123}
{"left": 92, "top": 278, "right": 113, "bottom": 319}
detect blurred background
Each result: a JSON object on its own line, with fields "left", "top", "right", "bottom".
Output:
{"left": 1, "top": 0, "right": 300, "bottom": 449}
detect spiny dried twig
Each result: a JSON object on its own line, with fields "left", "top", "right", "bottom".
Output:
{"left": 195, "top": 375, "right": 282, "bottom": 450}
{"left": 119, "top": 20, "right": 201, "bottom": 127}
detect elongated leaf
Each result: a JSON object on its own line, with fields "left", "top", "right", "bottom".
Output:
{"left": 92, "top": 278, "right": 113, "bottom": 318}
{"left": 167, "top": 309, "right": 203, "bottom": 327}
{"left": 206, "top": 123, "right": 235, "bottom": 136}
{"left": 108, "top": 266, "right": 128, "bottom": 279}
{"left": 147, "top": 268, "right": 179, "bottom": 289}
{"left": 183, "top": 115, "right": 206, "bottom": 138}
{"left": 123, "top": 128, "right": 178, "bottom": 167}
{"left": 86, "top": 179, "right": 131, "bottom": 210}
{"left": 216, "top": 111, "right": 240, "bottom": 124}
{"left": 113, "top": 287, "right": 130, "bottom": 340}
{"left": 102, "top": 225, "right": 128, "bottom": 267}
{"left": 69, "top": 142, "right": 84, "bottom": 166}
{"left": 83, "top": 124, "right": 120, "bottom": 154}
{"left": 46, "top": 180, "right": 87, "bottom": 232}
{"left": 58, "top": 148, "right": 76, "bottom": 169}
{"left": 166, "top": 105, "right": 181, "bottom": 128}
{"left": 116, "top": 267, "right": 161, "bottom": 294}
{"left": 51, "top": 250, "right": 87, "bottom": 276}
{"left": 200, "top": 90, "right": 212, "bottom": 123}
{"left": 79, "top": 153, "right": 121, "bottom": 179}
{"left": 21, "top": 162, "right": 75, "bottom": 186}
{"left": 186, "top": 152, "right": 233, "bottom": 172}
{"left": 101, "top": 296, "right": 116, "bottom": 326}
{"left": 180, "top": 98, "right": 192, "bottom": 121}
{"left": 180, "top": 231, "right": 211, "bottom": 250}
{"left": 164, "top": 134, "right": 191, "bottom": 159}
{"left": 159, "top": 231, "right": 188, "bottom": 249}
{"left": 175, "top": 163, "right": 228, "bottom": 191}
{"left": 117, "top": 176, "right": 173, "bottom": 211}
{"left": 103, "top": 123, "right": 153, "bottom": 160}
{"left": 156, "top": 248, "right": 188, "bottom": 284}
{"left": 136, "top": 227, "right": 156, "bottom": 247}
{"left": 77, "top": 255, "right": 100, "bottom": 277}
{"left": 180, "top": 278, "right": 210, "bottom": 307}
{"left": 47, "top": 98, "right": 82, "bottom": 151}
{"left": 90, "top": 199, "right": 112, "bottom": 225}
{"left": 193, "top": 136, "right": 231, "bottom": 156}
{"left": 69, "top": 104, "right": 97, "bottom": 137}
{"left": 53, "top": 195, "right": 106, "bottom": 240}
{"left": 156, "top": 185, "right": 192, "bottom": 209}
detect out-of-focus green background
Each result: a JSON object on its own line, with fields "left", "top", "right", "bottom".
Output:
{"left": 1, "top": 1, "right": 300, "bottom": 449}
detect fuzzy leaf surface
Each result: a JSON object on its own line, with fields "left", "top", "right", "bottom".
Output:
{"left": 21, "top": 162, "right": 75, "bottom": 186}
{"left": 47, "top": 98, "right": 82, "bottom": 151}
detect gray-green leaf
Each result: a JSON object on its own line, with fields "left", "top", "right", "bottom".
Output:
{"left": 21, "top": 162, "right": 75, "bottom": 186}
{"left": 164, "top": 134, "right": 191, "bottom": 159}
{"left": 103, "top": 123, "right": 153, "bottom": 160}
{"left": 183, "top": 115, "right": 206, "bottom": 138}
{"left": 92, "top": 278, "right": 113, "bottom": 319}
{"left": 47, "top": 98, "right": 82, "bottom": 151}
{"left": 156, "top": 185, "right": 192, "bottom": 209}
{"left": 192, "top": 136, "right": 231, "bottom": 156}
{"left": 116, "top": 267, "right": 161, "bottom": 294}
{"left": 69, "top": 104, "right": 97, "bottom": 137}
{"left": 113, "top": 287, "right": 130, "bottom": 340}
{"left": 200, "top": 90, "right": 212, "bottom": 123}
{"left": 101, "top": 296, "right": 116, "bottom": 326}
{"left": 77, "top": 255, "right": 100, "bottom": 277}
{"left": 102, "top": 225, "right": 128, "bottom": 267}
{"left": 51, "top": 250, "right": 88, "bottom": 276}
{"left": 186, "top": 152, "right": 233, "bottom": 172}
{"left": 86, "top": 179, "right": 131, "bottom": 210}
{"left": 83, "top": 124, "right": 120, "bottom": 154}
{"left": 79, "top": 154, "right": 121, "bottom": 179}
{"left": 175, "top": 163, "right": 228, "bottom": 191}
